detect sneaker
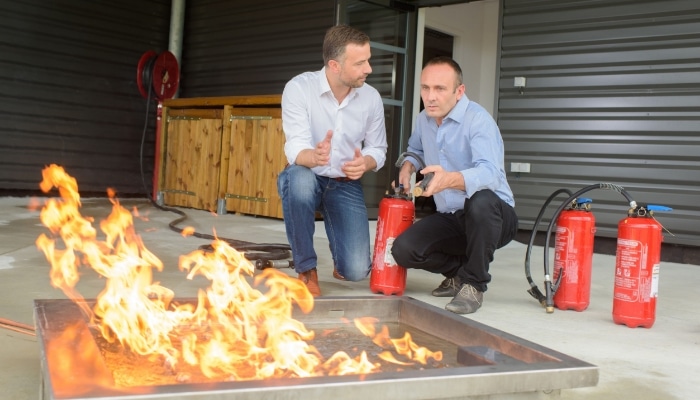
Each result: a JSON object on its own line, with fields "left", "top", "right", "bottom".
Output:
{"left": 445, "top": 283, "right": 483, "bottom": 314}
{"left": 298, "top": 268, "right": 321, "bottom": 297}
{"left": 431, "top": 276, "right": 462, "bottom": 297}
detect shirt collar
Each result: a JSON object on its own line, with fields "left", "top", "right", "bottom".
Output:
{"left": 318, "top": 66, "right": 332, "bottom": 96}
{"left": 318, "top": 66, "right": 358, "bottom": 103}
{"left": 445, "top": 95, "right": 469, "bottom": 124}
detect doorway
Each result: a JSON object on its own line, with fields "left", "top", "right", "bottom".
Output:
{"left": 423, "top": 28, "right": 454, "bottom": 66}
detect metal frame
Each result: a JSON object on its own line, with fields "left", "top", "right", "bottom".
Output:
{"left": 36, "top": 297, "right": 598, "bottom": 400}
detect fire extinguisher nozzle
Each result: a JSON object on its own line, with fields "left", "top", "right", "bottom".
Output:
{"left": 527, "top": 287, "right": 546, "bottom": 305}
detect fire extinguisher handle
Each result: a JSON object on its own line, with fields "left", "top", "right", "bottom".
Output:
{"left": 647, "top": 205, "right": 672, "bottom": 212}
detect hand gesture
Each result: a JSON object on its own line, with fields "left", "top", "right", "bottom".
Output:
{"left": 313, "top": 130, "right": 333, "bottom": 166}
{"left": 341, "top": 148, "right": 368, "bottom": 180}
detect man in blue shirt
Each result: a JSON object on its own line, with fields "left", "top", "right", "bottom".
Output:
{"left": 392, "top": 56, "right": 518, "bottom": 314}
{"left": 278, "top": 25, "right": 388, "bottom": 297}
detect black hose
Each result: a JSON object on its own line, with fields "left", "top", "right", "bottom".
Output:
{"left": 395, "top": 151, "right": 429, "bottom": 196}
{"left": 524, "top": 188, "right": 573, "bottom": 307}
{"left": 165, "top": 208, "right": 291, "bottom": 265}
{"left": 396, "top": 151, "right": 426, "bottom": 170}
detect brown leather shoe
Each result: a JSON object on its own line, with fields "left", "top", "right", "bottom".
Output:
{"left": 332, "top": 267, "right": 346, "bottom": 281}
{"left": 298, "top": 268, "right": 321, "bottom": 297}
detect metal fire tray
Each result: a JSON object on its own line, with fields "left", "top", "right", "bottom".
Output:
{"left": 35, "top": 296, "right": 597, "bottom": 400}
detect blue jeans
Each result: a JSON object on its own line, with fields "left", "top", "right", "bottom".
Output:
{"left": 277, "top": 165, "right": 371, "bottom": 281}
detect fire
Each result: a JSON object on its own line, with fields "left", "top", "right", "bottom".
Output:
{"left": 45, "top": 321, "right": 115, "bottom": 396}
{"left": 35, "top": 164, "right": 442, "bottom": 386}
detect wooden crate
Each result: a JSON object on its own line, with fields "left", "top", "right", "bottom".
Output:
{"left": 160, "top": 108, "right": 223, "bottom": 211}
{"left": 157, "top": 95, "right": 285, "bottom": 218}
{"left": 221, "top": 107, "right": 285, "bottom": 219}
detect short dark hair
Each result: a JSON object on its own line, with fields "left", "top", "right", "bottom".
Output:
{"left": 424, "top": 56, "right": 463, "bottom": 86}
{"left": 323, "top": 25, "right": 370, "bottom": 66}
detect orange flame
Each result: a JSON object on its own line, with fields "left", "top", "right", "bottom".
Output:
{"left": 45, "top": 321, "right": 115, "bottom": 396}
{"left": 35, "top": 164, "right": 442, "bottom": 386}
{"left": 180, "top": 226, "right": 195, "bottom": 237}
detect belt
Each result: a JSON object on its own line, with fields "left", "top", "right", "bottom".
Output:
{"left": 331, "top": 177, "right": 352, "bottom": 182}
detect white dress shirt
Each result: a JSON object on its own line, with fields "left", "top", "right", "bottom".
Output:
{"left": 281, "top": 67, "right": 387, "bottom": 177}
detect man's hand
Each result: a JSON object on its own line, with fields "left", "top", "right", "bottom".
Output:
{"left": 415, "top": 165, "right": 465, "bottom": 197}
{"left": 341, "top": 148, "right": 374, "bottom": 180}
{"left": 295, "top": 130, "right": 333, "bottom": 168}
{"left": 312, "top": 130, "right": 333, "bottom": 166}
{"left": 395, "top": 161, "right": 415, "bottom": 194}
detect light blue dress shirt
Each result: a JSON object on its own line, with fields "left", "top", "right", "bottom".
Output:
{"left": 406, "top": 95, "right": 515, "bottom": 212}
{"left": 281, "top": 67, "right": 387, "bottom": 177}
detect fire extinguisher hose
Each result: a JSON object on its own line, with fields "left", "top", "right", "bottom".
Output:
{"left": 524, "top": 188, "right": 573, "bottom": 307}
{"left": 395, "top": 152, "right": 435, "bottom": 197}
{"left": 526, "top": 183, "right": 637, "bottom": 313}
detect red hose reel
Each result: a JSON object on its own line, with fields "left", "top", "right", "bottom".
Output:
{"left": 136, "top": 50, "right": 180, "bottom": 101}
{"left": 136, "top": 50, "right": 180, "bottom": 201}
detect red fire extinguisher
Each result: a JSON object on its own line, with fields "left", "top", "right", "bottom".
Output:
{"left": 552, "top": 198, "right": 596, "bottom": 311}
{"left": 613, "top": 204, "right": 671, "bottom": 328}
{"left": 370, "top": 189, "right": 415, "bottom": 296}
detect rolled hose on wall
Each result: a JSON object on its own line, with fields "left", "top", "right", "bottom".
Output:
{"left": 524, "top": 183, "right": 637, "bottom": 313}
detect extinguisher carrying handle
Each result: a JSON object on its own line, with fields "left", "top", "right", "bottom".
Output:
{"left": 566, "top": 197, "right": 593, "bottom": 211}
{"left": 632, "top": 204, "right": 673, "bottom": 215}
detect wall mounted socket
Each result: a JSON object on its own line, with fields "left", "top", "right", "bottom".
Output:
{"left": 510, "top": 162, "right": 531, "bottom": 173}
{"left": 514, "top": 76, "right": 527, "bottom": 87}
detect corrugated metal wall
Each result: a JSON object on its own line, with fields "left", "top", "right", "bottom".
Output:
{"left": 179, "top": 0, "right": 336, "bottom": 98}
{"left": 0, "top": 0, "right": 171, "bottom": 195}
{"left": 498, "top": 0, "right": 700, "bottom": 246}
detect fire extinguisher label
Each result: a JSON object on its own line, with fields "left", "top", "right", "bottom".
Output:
{"left": 383, "top": 237, "right": 398, "bottom": 267}
{"left": 650, "top": 264, "right": 660, "bottom": 298}
{"left": 614, "top": 238, "right": 650, "bottom": 303}
{"left": 554, "top": 226, "right": 578, "bottom": 284}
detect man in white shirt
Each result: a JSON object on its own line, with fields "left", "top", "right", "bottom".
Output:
{"left": 278, "top": 25, "right": 388, "bottom": 297}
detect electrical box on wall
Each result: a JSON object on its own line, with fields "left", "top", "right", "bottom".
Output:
{"left": 510, "top": 162, "right": 531, "bottom": 173}
{"left": 514, "top": 77, "right": 527, "bottom": 87}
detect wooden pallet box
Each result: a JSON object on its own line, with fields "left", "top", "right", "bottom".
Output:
{"left": 157, "top": 95, "right": 285, "bottom": 218}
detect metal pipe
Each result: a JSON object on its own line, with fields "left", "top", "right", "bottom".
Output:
{"left": 168, "top": 0, "right": 186, "bottom": 98}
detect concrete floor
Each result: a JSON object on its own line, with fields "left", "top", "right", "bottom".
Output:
{"left": 1, "top": 196, "right": 698, "bottom": 400}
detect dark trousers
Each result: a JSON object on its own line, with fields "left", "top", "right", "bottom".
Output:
{"left": 391, "top": 190, "right": 518, "bottom": 292}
